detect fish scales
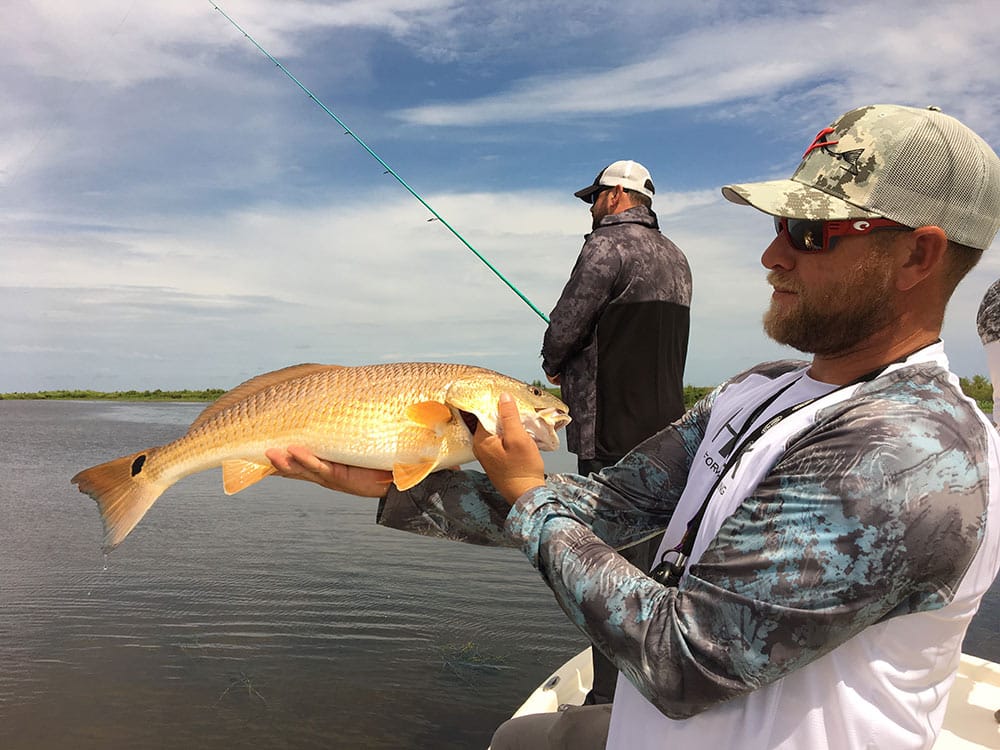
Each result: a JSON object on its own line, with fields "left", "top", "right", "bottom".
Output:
{"left": 151, "top": 366, "right": 450, "bottom": 472}
{"left": 72, "top": 362, "right": 570, "bottom": 551}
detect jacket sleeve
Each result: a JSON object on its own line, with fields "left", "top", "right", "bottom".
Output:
{"left": 504, "top": 396, "right": 990, "bottom": 719}
{"left": 376, "top": 386, "right": 713, "bottom": 554}
{"left": 377, "top": 468, "right": 517, "bottom": 547}
{"left": 374, "top": 426, "right": 694, "bottom": 551}
{"left": 541, "top": 234, "right": 622, "bottom": 376}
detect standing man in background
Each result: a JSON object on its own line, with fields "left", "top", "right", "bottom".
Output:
{"left": 541, "top": 160, "right": 693, "bottom": 704}
{"left": 977, "top": 279, "right": 1000, "bottom": 426}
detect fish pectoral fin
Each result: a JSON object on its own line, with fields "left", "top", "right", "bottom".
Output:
{"left": 392, "top": 460, "right": 439, "bottom": 491}
{"left": 405, "top": 401, "right": 453, "bottom": 432}
{"left": 222, "top": 460, "right": 277, "bottom": 495}
{"left": 392, "top": 422, "right": 447, "bottom": 489}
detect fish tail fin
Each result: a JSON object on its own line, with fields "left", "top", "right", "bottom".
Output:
{"left": 71, "top": 449, "right": 165, "bottom": 552}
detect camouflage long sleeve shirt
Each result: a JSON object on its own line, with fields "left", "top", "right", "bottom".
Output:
{"left": 377, "top": 348, "right": 996, "bottom": 730}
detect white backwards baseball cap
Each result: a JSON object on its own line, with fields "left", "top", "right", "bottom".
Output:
{"left": 575, "top": 160, "right": 656, "bottom": 203}
{"left": 722, "top": 104, "right": 1000, "bottom": 250}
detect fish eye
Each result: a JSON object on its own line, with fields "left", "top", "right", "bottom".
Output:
{"left": 528, "top": 386, "right": 542, "bottom": 396}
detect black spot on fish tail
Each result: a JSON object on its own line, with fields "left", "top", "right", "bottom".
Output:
{"left": 130, "top": 455, "right": 147, "bottom": 476}
{"left": 459, "top": 411, "right": 479, "bottom": 434}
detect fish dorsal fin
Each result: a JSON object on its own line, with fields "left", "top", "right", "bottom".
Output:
{"left": 392, "top": 460, "right": 438, "bottom": 491}
{"left": 405, "top": 401, "right": 453, "bottom": 432}
{"left": 190, "top": 363, "right": 342, "bottom": 432}
{"left": 222, "top": 460, "right": 277, "bottom": 495}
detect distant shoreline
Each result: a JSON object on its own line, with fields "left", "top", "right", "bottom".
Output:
{"left": 1, "top": 379, "right": 990, "bottom": 413}
{"left": 0, "top": 389, "right": 225, "bottom": 402}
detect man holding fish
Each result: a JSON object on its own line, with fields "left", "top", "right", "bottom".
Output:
{"left": 267, "top": 105, "right": 1000, "bottom": 750}
{"left": 78, "top": 103, "right": 1000, "bottom": 750}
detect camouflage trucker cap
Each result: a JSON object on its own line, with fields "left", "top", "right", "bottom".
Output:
{"left": 722, "top": 104, "right": 1000, "bottom": 250}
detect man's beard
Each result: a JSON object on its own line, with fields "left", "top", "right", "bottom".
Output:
{"left": 763, "top": 255, "right": 896, "bottom": 356}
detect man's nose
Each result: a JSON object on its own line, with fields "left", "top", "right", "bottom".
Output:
{"left": 761, "top": 230, "right": 796, "bottom": 271}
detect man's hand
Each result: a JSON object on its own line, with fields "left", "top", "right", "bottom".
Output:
{"left": 473, "top": 393, "right": 546, "bottom": 504}
{"left": 265, "top": 446, "right": 393, "bottom": 498}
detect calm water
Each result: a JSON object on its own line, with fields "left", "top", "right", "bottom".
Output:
{"left": 1, "top": 401, "right": 998, "bottom": 749}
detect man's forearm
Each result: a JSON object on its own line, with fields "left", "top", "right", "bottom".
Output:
{"left": 377, "top": 469, "right": 518, "bottom": 547}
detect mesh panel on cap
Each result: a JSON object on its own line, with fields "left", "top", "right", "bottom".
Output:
{"left": 870, "top": 113, "right": 1000, "bottom": 249}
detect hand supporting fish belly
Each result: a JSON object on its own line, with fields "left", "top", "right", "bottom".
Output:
{"left": 71, "top": 362, "right": 570, "bottom": 552}
{"left": 264, "top": 446, "right": 395, "bottom": 497}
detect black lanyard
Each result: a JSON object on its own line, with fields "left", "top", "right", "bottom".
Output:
{"left": 649, "top": 360, "right": 900, "bottom": 588}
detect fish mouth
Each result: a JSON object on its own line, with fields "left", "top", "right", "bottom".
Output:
{"left": 525, "top": 407, "right": 571, "bottom": 451}
{"left": 536, "top": 406, "right": 571, "bottom": 430}
{"left": 459, "top": 410, "right": 479, "bottom": 434}
{"left": 457, "top": 407, "right": 569, "bottom": 452}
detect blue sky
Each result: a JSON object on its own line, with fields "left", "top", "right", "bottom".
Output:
{"left": 3, "top": 0, "right": 999, "bottom": 392}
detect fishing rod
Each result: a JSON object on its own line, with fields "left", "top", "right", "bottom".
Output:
{"left": 207, "top": 0, "right": 550, "bottom": 324}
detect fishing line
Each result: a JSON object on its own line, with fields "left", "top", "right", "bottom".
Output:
{"left": 207, "top": 0, "right": 550, "bottom": 324}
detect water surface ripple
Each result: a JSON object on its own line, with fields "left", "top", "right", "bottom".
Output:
{"left": 1, "top": 401, "right": 996, "bottom": 748}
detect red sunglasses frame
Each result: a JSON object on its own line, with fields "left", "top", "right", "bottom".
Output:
{"left": 774, "top": 216, "right": 911, "bottom": 253}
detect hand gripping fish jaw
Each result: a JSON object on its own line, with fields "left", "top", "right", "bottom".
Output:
{"left": 450, "top": 405, "right": 571, "bottom": 450}
{"left": 443, "top": 380, "right": 571, "bottom": 452}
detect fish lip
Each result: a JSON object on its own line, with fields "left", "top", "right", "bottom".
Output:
{"left": 525, "top": 407, "right": 571, "bottom": 451}
{"left": 457, "top": 406, "right": 570, "bottom": 448}
{"left": 536, "top": 406, "right": 571, "bottom": 429}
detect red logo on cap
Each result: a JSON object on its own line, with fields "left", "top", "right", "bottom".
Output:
{"left": 804, "top": 127, "right": 839, "bottom": 158}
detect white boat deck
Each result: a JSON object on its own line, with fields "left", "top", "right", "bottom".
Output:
{"left": 502, "top": 648, "right": 1000, "bottom": 749}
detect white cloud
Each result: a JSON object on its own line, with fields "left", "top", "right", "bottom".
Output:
{"left": 2, "top": 0, "right": 997, "bottom": 394}
{"left": 2, "top": 1, "right": 459, "bottom": 87}
{"left": 1, "top": 187, "right": 778, "bottom": 390}
{"left": 395, "top": 1, "right": 1000, "bottom": 135}
{"left": 4, "top": 182, "right": 996, "bottom": 392}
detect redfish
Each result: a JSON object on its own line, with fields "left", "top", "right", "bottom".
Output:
{"left": 72, "top": 362, "right": 570, "bottom": 551}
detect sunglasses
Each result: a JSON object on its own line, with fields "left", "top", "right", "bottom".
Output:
{"left": 774, "top": 216, "right": 911, "bottom": 253}
{"left": 588, "top": 188, "right": 611, "bottom": 205}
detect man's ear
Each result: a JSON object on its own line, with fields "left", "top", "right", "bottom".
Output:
{"left": 896, "top": 226, "right": 948, "bottom": 292}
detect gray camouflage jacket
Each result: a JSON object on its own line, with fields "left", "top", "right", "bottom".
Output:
{"left": 377, "top": 354, "right": 993, "bottom": 720}
{"left": 541, "top": 206, "right": 691, "bottom": 461}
